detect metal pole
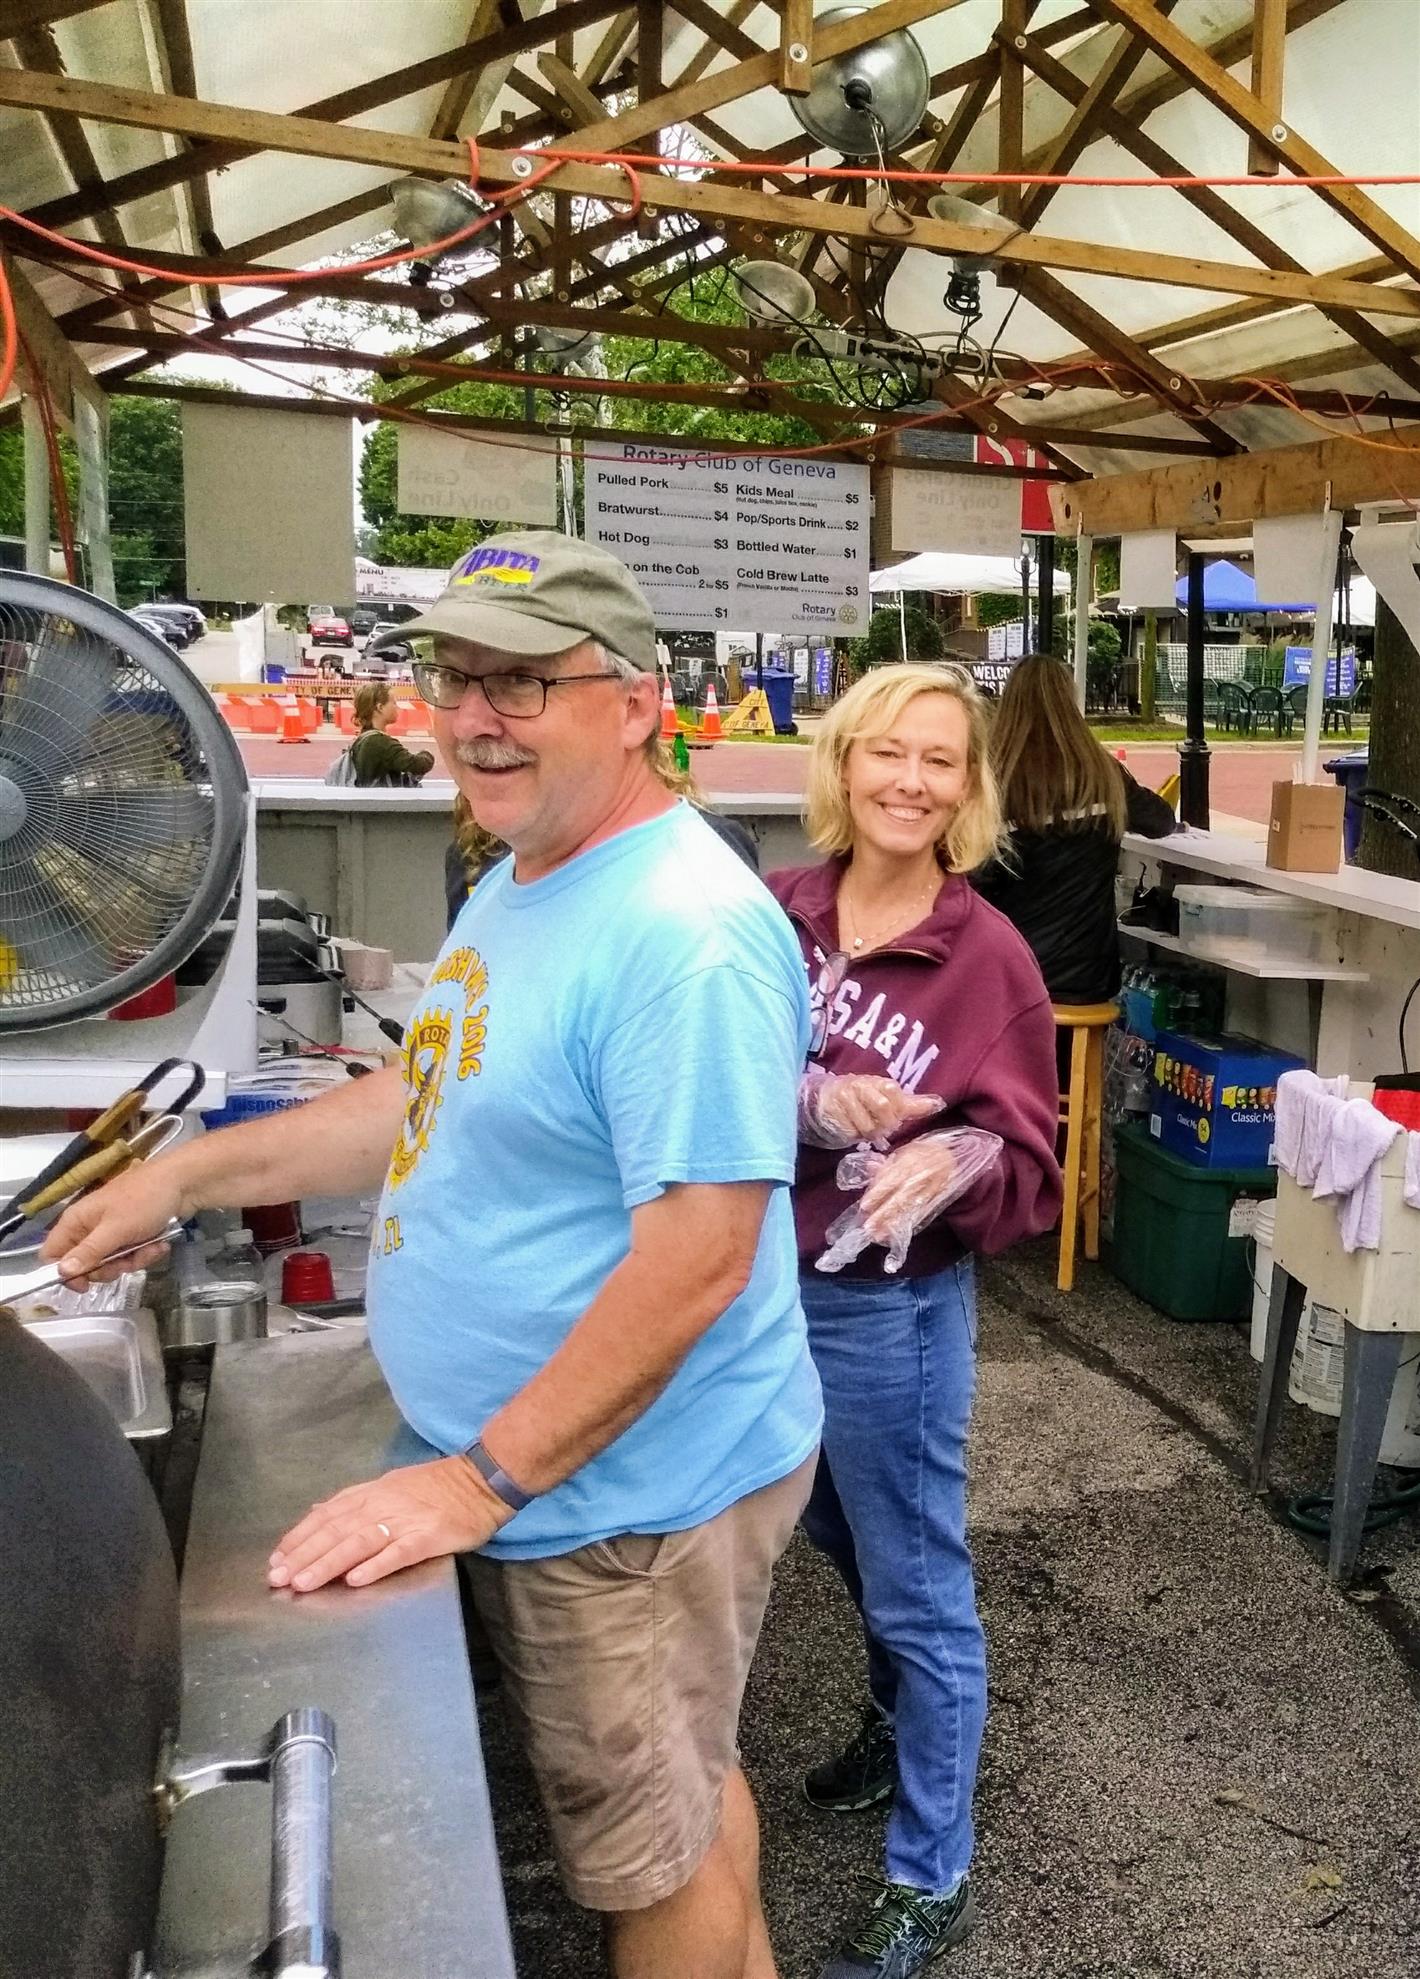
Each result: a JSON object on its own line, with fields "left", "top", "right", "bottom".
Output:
{"left": 1178, "top": 552, "right": 1211, "bottom": 828}
{"left": 1300, "top": 511, "right": 1344, "bottom": 782}
{"left": 1020, "top": 547, "right": 1033, "bottom": 652}
{"left": 897, "top": 587, "right": 909, "bottom": 661}
{"left": 1036, "top": 534, "right": 1056, "bottom": 654}
{"left": 1071, "top": 533, "right": 1093, "bottom": 707}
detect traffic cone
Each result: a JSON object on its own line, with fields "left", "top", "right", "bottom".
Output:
{"left": 278, "top": 702, "right": 308, "bottom": 744}
{"left": 1115, "top": 747, "right": 1128, "bottom": 762}
{"left": 660, "top": 673, "right": 679, "bottom": 738}
{"left": 701, "top": 680, "right": 723, "bottom": 741}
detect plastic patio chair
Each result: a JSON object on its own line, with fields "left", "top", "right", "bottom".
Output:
{"left": 1324, "top": 693, "right": 1355, "bottom": 737}
{"left": 1250, "top": 684, "right": 1289, "bottom": 736}
{"left": 1217, "top": 681, "right": 1254, "bottom": 734}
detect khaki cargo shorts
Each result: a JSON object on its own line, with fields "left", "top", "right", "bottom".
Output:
{"left": 464, "top": 1454, "right": 815, "bottom": 1912}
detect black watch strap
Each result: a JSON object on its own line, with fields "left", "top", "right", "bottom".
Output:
{"left": 463, "top": 1438, "right": 535, "bottom": 1512}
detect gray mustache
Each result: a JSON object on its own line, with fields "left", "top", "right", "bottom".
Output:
{"left": 455, "top": 740, "right": 536, "bottom": 770}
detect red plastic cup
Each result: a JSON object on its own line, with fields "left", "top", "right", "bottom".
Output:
{"left": 282, "top": 1249, "right": 336, "bottom": 1303}
{"left": 245, "top": 1201, "right": 302, "bottom": 1254}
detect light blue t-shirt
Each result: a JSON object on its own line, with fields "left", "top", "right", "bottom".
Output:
{"left": 366, "top": 801, "right": 822, "bottom": 1559}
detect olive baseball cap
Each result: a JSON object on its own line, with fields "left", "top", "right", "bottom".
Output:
{"left": 368, "top": 529, "right": 658, "bottom": 670}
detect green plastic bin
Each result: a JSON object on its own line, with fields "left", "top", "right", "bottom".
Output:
{"left": 1110, "top": 1122, "right": 1277, "bottom": 1321}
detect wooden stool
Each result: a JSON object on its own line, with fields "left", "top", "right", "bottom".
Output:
{"left": 1053, "top": 1002, "right": 1119, "bottom": 1292}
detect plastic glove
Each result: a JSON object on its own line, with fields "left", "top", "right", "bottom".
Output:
{"left": 815, "top": 1127, "right": 1003, "bottom": 1274}
{"left": 797, "top": 1068, "right": 945, "bottom": 1150}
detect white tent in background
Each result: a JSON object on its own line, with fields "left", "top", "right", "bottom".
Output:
{"left": 870, "top": 552, "right": 1071, "bottom": 597}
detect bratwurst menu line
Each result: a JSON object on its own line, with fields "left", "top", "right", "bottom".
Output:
{"left": 584, "top": 442, "right": 870, "bottom": 635}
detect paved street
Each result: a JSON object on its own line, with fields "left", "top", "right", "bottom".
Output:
{"left": 236, "top": 724, "right": 1307, "bottom": 826}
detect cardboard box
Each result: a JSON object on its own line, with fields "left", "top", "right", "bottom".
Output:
{"left": 1148, "top": 1029, "right": 1305, "bottom": 1168}
{"left": 1266, "top": 779, "right": 1345, "bottom": 873}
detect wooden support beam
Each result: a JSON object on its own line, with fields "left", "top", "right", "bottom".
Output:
{"left": 1014, "top": 2, "right": 1178, "bottom": 234}
{"left": 1013, "top": 35, "right": 1420, "bottom": 400}
{"left": 1, "top": 0, "right": 111, "bottom": 32}
{"left": 1049, "top": 421, "right": 1420, "bottom": 534}
{"left": 23, "top": 0, "right": 624, "bottom": 231}
{"left": 9, "top": 66, "right": 1420, "bottom": 327}
{"left": 779, "top": 0, "right": 813, "bottom": 96}
{"left": 1247, "top": 0, "right": 1289, "bottom": 176}
{"left": 584, "top": 7, "right": 637, "bottom": 86}
{"left": 1, "top": 248, "right": 103, "bottom": 426}
{"left": 430, "top": 0, "right": 513, "bottom": 141}
{"left": 666, "top": 0, "right": 758, "bottom": 88}
{"left": 1113, "top": 0, "right": 1347, "bottom": 128}
{"left": 998, "top": 0, "right": 1028, "bottom": 230}
{"left": 13, "top": 27, "right": 156, "bottom": 332}
{"left": 1012, "top": 269, "right": 1243, "bottom": 452}
{"left": 1088, "top": 0, "right": 1420, "bottom": 284}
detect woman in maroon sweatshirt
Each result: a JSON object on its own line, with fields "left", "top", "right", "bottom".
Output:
{"left": 768, "top": 662, "right": 1061, "bottom": 1979}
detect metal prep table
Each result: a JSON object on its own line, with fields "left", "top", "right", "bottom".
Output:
{"left": 153, "top": 1328, "right": 516, "bottom": 1978}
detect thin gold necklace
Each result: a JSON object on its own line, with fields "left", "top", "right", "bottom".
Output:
{"left": 840, "top": 869, "right": 941, "bottom": 953}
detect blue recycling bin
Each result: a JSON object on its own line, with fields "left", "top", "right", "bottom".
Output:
{"left": 1324, "top": 749, "right": 1369, "bottom": 859}
{"left": 756, "top": 667, "right": 797, "bottom": 734}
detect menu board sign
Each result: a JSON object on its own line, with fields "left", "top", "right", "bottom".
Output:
{"left": 585, "top": 442, "right": 870, "bottom": 634}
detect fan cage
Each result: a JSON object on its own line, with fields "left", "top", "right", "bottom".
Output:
{"left": 0, "top": 575, "right": 247, "bottom": 1032}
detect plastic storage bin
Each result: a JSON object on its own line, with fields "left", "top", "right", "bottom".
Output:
{"left": 1111, "top": 1122, "right": 1277, "bottom": 1320}
{"left": 1174, "top": 883, "right": 1330, "bottom": 963}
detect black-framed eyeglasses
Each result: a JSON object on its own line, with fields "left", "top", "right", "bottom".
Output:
{"left": 411, "top": 660, "right": 619, "bottom": 718}
{"left": 808, "top": 949, "right": 850, "bottom": 1061}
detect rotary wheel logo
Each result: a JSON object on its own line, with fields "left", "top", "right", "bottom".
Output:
{"left": 387, "top": 1009, "right": 454, "bottom": 1187}
{"left": 839, "top": 605, "right": 859, "bottom": 625}
{"left": 1197, "top": 1118, "right": 1211, "bottom": 1144}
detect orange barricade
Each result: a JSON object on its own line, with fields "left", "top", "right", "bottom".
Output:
{"left": 248, "top": 700, "right": 280, "bottom": 735}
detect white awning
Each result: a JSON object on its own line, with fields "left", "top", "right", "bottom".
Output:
{"left": 870, "top": 552, "right": 1071, "bottom": 596}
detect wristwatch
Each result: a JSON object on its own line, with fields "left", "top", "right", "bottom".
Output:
{"left": 463, "top": 1437, "right": 536, "bottom": 1512}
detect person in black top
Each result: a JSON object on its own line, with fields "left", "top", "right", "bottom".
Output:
{"left": 974, "top": 654, "right": 1176, "bottom": 1006}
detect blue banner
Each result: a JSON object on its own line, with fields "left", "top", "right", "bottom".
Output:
{"left": 1282, "top": 645, "right": 1356, "bottom": 696}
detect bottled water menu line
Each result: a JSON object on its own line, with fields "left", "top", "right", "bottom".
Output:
{"left": 585, "top": 442, "right": 870, "bottom": 636}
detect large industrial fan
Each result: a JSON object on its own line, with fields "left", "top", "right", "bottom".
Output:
{"left": 0, "top": 572, "right": 256, "bottom": 1104}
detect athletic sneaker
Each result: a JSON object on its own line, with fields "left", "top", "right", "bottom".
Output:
{"left": 819, "top": 1877, "right": 977, "bottom": 1978}
{"left": 804, "top": 1705, "right": 898, "bottom": 1813}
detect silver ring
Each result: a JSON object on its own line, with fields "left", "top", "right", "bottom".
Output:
{"left": 376, "top": 1522, "right": 392, "bottom": 1541}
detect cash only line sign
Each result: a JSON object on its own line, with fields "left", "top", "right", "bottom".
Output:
{"left": 584, "top": 443, "right": 870, "bottom": 635}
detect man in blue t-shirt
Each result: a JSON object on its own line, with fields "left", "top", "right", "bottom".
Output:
{"left": 48, "top": 530, "right": 821, "bottom": 1979}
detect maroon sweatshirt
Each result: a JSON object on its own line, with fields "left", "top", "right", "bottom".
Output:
{"left": 768, "top": 859, "right": 1064, "bottom": 1279}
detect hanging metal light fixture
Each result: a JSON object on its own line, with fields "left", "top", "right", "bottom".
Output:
{"left": 787, "top": 6, "right": 930, "bottom": 156}
{"left": 734, "top": 259, "right": 817, "bottom": 326}
{"left": 389, "top": 177, "right": 485, "bottom": 287}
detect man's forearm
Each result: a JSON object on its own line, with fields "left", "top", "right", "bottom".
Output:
{"left": 172, "top": 1063, "right": 406, "bottom": 1213}
{"left": 481, "top": 1248, "right": 748, "bottom": 1495}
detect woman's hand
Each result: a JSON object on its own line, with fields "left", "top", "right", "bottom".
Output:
{"left": 798, "top": 1069, "right": 943, "bottom": 1149}
{"left": 269, "top": 1457, "right": 511, "bottom": 1592}
{"left": 816, "top": 1127, "right": 1003, "bottom": 1274}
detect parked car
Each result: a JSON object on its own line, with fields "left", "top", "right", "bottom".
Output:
{"left": 364, "top": 620, "right": 415, "bottom": 666}
{"left": 131, "top": 604, "right": 194, "bottom": 648}
{"left": 152, "top": 601, "right": 207, "bottom": 640}
{"left": 309, "top": 610, "right": 353, "bottom": 647}
{"left": 348, "top": 604, "right": 381, "bottom": 637}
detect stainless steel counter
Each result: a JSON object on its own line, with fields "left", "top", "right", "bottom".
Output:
{"left": 153, "top": 1329, "right": 515, "bottom": 1977}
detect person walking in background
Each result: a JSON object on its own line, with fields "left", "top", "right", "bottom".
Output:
{"left": 768, "top": 663, "right": 1061, "bottom": 1978}
{"left": 348, "top": 680, "right": 435, "bottom": 787}
{"left": 974, "top": 654, "right": 1176, "bottom": 1008}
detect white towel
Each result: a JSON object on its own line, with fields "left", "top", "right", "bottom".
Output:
{"left": 1294, "top": 1076, "right": 1349, "bottom": 1189}
{"left": 1406, "top": 1131, "right": 1420, "bottom": 1211}
{"left": 1313, "top": 1098, "right": 1400, "bottom": 1252}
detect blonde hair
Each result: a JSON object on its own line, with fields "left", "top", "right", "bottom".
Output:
{"left": 806, "top": 662, "right": 1003, "bottom": 873}
{"left": 353, "top": 680, "right": 391, "bottom": 731}
{"left": 989, "top": 654, "right": 1127, "bottom": 838}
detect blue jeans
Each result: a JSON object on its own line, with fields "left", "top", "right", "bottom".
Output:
{"left": 800, "top": 1259, "right": 985, "bottom": 1896}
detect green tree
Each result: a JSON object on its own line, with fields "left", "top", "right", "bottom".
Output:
{"left": 846, "top": 605, "right": 946, "bottom": 673}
